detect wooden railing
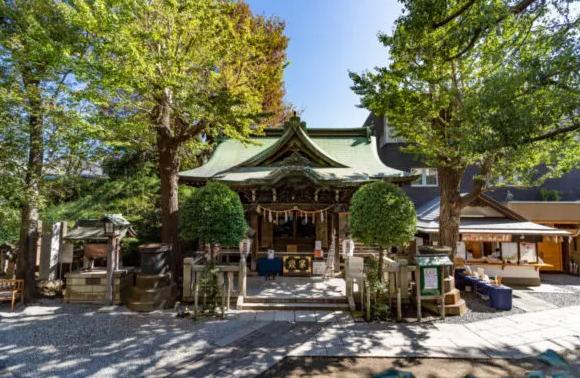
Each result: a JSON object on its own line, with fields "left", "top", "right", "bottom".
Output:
{"left": 183, "top": 256, "right": 243, "bottom": 319}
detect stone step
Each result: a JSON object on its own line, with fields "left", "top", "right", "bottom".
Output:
{"left": 444, "top": 276, "right": 455, "bottom": 292}
{"left": 244, "top": 296, "right": 348, "bottom": 304}
{"left": 444, "top": 298, "right": 467, "bottom": 316}
{"left": 445, "top": 288, "right": 461, "bottom": 305}
{"left": 135, "top": 273, "right": 173, "bottom": 290}
{"left": 423, "top": 298, "right": 467, "bottom": 316}
{"left": 126, "top": 299, "right": 174, "bottom": 312}
{"left": 129, "top": 283, "right": 177, "bottom": 303}
{"left": 238, "top": 302, "right": 350, "bottom": 311}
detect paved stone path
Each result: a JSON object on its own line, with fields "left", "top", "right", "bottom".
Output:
{"left": 233, "top": 310, "right": 353, "bottom": 323}
{"left": 2, "top": 302, "right": 580, "bottom": 377}
{"left": 289, "top": 305, "right": 580, "bottom": 360}
{"left": 246, "top": 276, "right": 346, "bottom": 298}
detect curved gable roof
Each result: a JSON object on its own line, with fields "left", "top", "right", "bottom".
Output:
{"left": 179, "top": 116, "right": 410, "bottom": 185}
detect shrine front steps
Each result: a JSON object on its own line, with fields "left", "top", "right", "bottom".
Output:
{"left": 239, "top": 296, "right": 350, "bottom": 311}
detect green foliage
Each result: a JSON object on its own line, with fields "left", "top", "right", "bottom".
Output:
{"left": 68, "top": 0, "right": 289, "bottom": 149}
{"left": 180, "top": 182, "right": 247, "bottom": 247}
{"left": 350, "top": 181, "right": 416, "bottom": 249}
{"left": 539, "top": 189, "right": 562, "bottom": 202}
{"left": 43, "top": 173, "right": 161, "bottom": 242}
{"left": 364, "top": 257, "right": 390, "bottom": 321}
{"left": 195, "top": 262, "right": 225, "bottom": 318}
{"left": 0, "top": 205, "right": 19, "bottom": 245}
{"left": 351, "top": 0, "right": 580, "bottom": 185}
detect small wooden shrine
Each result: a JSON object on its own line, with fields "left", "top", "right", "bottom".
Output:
{"left": 63, "top": 215, "right": 134, "bottom": 304}
{"left": 180, "top": 115, "right": 414, "bottom": 275}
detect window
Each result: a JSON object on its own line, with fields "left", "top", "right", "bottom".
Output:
{"left": 411, "top": 168, "right": 438, "bottom": 187}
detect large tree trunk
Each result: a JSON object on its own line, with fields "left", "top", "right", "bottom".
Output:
{"left": 378, "top": 248, "right": 385, "bottom": 283}
{"left": 437, "top": 166, "right": 464, "bottom": 255}
{"left": 155, "top": 89, "right": 182, "bottom": 279}
{"left": 17, "top": 78, "right": 43, "bottom": 304}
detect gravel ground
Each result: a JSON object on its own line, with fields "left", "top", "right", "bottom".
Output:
{"left": 541, "top": 274, "right": 580, "bottom": 292}
{"left": 438, "top": 291, "right": 525, "bottom": 325}
{"left": 524, "top": 274, "right": 580, "bottom": 309}
{"left": 0, "top": 300, "right": 264, "bottom": 377}
{"left": 528, "top": 291, "right": 580, "bottom": 308}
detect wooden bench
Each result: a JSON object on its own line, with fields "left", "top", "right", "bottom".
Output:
{"left": 0, "top": 279, "right": 23, "bottom": 311}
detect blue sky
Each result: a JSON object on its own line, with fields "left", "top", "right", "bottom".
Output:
{"left": 247, "top": 0, "right": 402, "bottom": 129}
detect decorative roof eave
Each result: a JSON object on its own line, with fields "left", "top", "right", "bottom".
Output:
{"left": 416, "top": 223, "right": 570, "bottom": 236}
{"left": 179, "top": 172, "right": 413, "bottom": 188}
{"left": 234, "top": 115, "right": 348, "bottom": 169}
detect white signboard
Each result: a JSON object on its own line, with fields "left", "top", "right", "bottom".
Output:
{"left": 520, "top": 242, "right": 537, "bottom": 263}
{"left": 423, "top": 267, "right": 438, "bottom": 290}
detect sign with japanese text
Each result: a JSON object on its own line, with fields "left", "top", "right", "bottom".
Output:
{"left": 462, "top": 233, "right": 511, "bottom": 242}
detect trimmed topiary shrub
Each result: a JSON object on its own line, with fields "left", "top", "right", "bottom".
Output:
{"left": 350, "top": 181, "right": 416, "bottom": 320}
{"left": 180, "top": 182, "right": 247, "bottom": 250}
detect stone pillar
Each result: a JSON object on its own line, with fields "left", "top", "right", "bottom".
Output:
{"left": 105, "top": 235, "right": 118, "bottom": 305}
{"left": 239, "top": 254, "right": 247, "bottom": 298}
{"left": 39, "top": 222, "right": 64, "bottom": 281}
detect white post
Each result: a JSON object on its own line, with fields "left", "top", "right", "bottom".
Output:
{"left": 239, "top": 255, "right": 247, "bottom": 298}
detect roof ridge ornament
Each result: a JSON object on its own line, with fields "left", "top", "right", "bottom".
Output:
{"left": 272, "top": 152, "right": 312, "bottom": 167}
{"left": 284, "top": 111, "right": 307, "bottom": 130}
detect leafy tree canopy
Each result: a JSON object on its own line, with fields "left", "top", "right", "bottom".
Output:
{"left": 351, "top": 0, "right": 579, "bottom": 188}
{"left": 350, "top": 181, "right": 416, "bottom": 248}
{"left": 68, "top": 0, "right": 289, "bottom": 147}
{"left": 180, "top": 182, "right": 247, "bottom": 247}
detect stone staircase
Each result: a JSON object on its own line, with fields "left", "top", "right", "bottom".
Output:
{"left": 423, "top": 276, "right": 467, "bottom": 316}
{"left": 238, "top": 295, "right": 350, "bottom": 311}
{"left": 126, "top": 273, "right": 178, "bottom": 312}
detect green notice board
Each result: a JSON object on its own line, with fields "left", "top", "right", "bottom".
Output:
{"left": 420, "top": 266, "right": 441, "bottom": 296}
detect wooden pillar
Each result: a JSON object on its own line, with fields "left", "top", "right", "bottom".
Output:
{"left": 250, "top": 212, "right": 259, "bottom": 272}
{"left": 334, "top": 212, "right": 340, "bottom": 273}
{"left": 563, "top": 236, "right": 571, "bottom": 273}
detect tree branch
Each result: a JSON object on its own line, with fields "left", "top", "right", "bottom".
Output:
{"left": 510, "top": 0, "right": 539, "bottom": 15}
{"left": 445, "top": 0, "right": 541, "bottom": 61}
{"left": 432, "top": 0, "right": 476, "bottom": 29}
{"left": 447, "top": 28, "right": 482, "bottom": 61}
{"left": 460, "top": 156, "right": 494, "bottom": 207}
{"left": 523, "top": 121, "right": 580, "bottom": 144}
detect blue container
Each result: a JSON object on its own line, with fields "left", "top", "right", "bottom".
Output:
{"left": 489, "top": 285, "right": 513, "bottom": 310}
{"left": 455, "top": 268, "right": 466, "bottom": 290}
{"left": 257, "top": 257, "right": 283, "bottom": 277}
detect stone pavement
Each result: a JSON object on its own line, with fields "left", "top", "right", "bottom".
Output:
{"left": 2, "top": 302, "right": 580, "bottom": 377}
{"left": 289, "top": 305, "right": 580, "bottom": 361}
{"left": 233, "top": 309, "right": 353, "bottom": 323}
{"left": 246, "top": 276, "right": 346, "bottom": 298}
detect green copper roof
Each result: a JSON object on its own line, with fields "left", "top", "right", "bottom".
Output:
{"left": 180, "top": 117, "right": 410, "bottom": 185}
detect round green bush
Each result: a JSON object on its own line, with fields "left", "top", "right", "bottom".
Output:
{"left": 180, "top": 182, "right": 247, "bottom": 247}
{"left": 350, "top": 181, "right": 416, "bottom": 249}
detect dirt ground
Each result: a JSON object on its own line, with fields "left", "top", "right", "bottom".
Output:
{"left": 260, "top": 352, "right": 580, "bottom": 378}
